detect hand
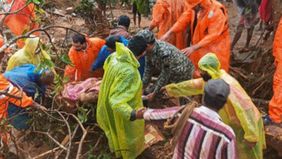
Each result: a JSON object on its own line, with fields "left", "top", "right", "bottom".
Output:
{"left": 145, "top": 92, "right": 156, "bottom": 102}
{"left": 182, "top": 46, "right": 196, "bottom": 57}
{"left": 160, "top": 32, "right": 170, "bottom": 41}
{"left": 32, "top": 102, "right": 47, "bottom": 111}
{"left": 135, "top": 108, "right": 146, "bottom": 119}
{"left": 160, "top": 87, "right": 168, "bottom": 96}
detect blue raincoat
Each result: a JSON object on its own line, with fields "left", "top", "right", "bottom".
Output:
{"left": 92, "top": 36, "right": 145, "bottom": 78}
{"left": 4, "top": 64, "right": 45, "bottom": 130}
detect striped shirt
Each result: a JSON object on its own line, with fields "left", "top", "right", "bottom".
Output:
{"left": 144, "top": 106, "right": 237, "bottom": 159}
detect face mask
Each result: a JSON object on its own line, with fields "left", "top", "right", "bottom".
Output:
{"left": 201, "top": 73, "right": 212, "bottom": 81}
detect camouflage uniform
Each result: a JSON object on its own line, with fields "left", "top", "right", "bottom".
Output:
{"left": 143, "top": 40, "right": 194, "bottom": 94}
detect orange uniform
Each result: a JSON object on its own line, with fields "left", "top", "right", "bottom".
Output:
{"left": 1, "top": 0, "right": 39, "bottom": 47}
{"left": 0, "top": 36, "right": 3, "bottom": 47}
{"left": 0, "top": 36, "right": 4, "bottom": 61}
{"left": 64, "top": 37, "right": 105, "bottom": 81}
{"left": 151, "top": 0, "right": 187, "bottom": 49}
{"left": 269, "top": 18, "right": 282, "bottom": 123}
{"left": 0, "top": 74, "right": 33, "bottom": 143}
{"left": 170, "top": 0, "right": 230, "bottom": 75}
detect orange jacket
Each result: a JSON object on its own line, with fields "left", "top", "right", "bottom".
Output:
{"left": 0, "top": 74, "right": 33, "bottom": 119}
{"left": 171, "top": 0, "right": 230, "bottom": 75}
{"left": 0, "top": 74, "right": 33, "bottom": 143}
{"left": 269, "top": 18, "right": 282, "bottom": 123}
{"left": 0, "top": 36, "right": 3, "bottom": 47}
{"left": 4, "top": 0, "right": 38, "bottom": 35}
{"left": 0, "top": 36, "right": 4, "bottom": 61}
{"left": 2, "top": 0, "right": 39, "bottom": 47}
{"left": 273, "top": 18, "right": 282, "bottom": 63}
{"left": 64, "top": 37, "right": 105, "bottom": 81}
{"left": 151, "top": 0, "right": 172, "bottom": 39}
{"left": 151, "top": 0, "right": 187, "bottom": 49}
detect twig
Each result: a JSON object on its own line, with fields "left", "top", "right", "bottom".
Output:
{"left": 0, "top": 25, "right": 82, "bottom": 53}
{"left": 32, "top": 146, "right": 61, "bottom": 159}
{"left": 230, "top": 67, "right": 248, "bottom": 80}
{"left": 54, "top": 110, "right": 72, "bottom": 159}
{"left": 33, "top": 131, "right": 67, "bottom": 150}
{"left": 0, "top": 1, "right": 30, "bottom": 16}
{"left": 54, "top": 125, "right": 79, "bottom": 159}
{"left": 69, "top": 114, "right": 88, "bottom": 159}
{"left": 81, "top": 135, "right": 103, "bottom": 158}
{"left": 54, "top": 135, "right": 71, "bottom": 159}
{"left": 252, "top": 98, "right": 270, "bottom": 105}
{"left": 76, "top": 127, "right": 88, "bottom": 159}
{"left": 252, "top": 80, "right": 267, "bottom": 96}
{"left": 0, "top": 0, "right": 16, "bottom": 28}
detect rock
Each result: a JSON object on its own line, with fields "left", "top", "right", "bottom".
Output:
{"left": 65, "top": 7, "right": 74, "bottom": 14}
{"left": 265, "top": 125, "right": 282, "bottom": 157}
{"left": 53, "top": 8, "right": 66, "bottom": 17}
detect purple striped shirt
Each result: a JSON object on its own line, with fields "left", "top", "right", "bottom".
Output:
{"left": 144, "top": 106, "right": 237, "bottom": 159}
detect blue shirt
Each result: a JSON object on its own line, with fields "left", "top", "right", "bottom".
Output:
{"left": 92, "top": 36, "right": 145, "bottom": 78}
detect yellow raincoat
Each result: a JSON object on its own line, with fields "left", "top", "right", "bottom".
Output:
{"left": 96, "top": 43, "right": 144, "bottom": 159}
{"left": 6, "top": 37, "right": 51, "bottom": 71}
{"left": 165, "top": 53, "right": 266, "bottom": 159}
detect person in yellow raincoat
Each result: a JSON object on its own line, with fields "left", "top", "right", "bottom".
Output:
{"left": 6, "top": 37, "right": 51, "bottom": 71}
{"left": 96, "top": 36, "right": 147, "bottom": 159}
{"left": 162, "top": 53, "right": 266, "bottom": 159}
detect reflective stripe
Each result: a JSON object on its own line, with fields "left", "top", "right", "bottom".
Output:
{"left": 0, "top": 83, "right": 14, "bottom": 99}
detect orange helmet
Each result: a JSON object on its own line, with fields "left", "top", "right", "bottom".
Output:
{"left": 186, "top": 0, "right": 203, "bottom": 7}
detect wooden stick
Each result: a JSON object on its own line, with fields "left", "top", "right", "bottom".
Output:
{"left": 32, "top": 147, "right": 61, "bottom": 159}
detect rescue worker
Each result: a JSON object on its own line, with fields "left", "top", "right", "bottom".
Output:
{"left": 6, "top": 37, "right": 51, "bottom": 71}
{"left": 4, "top": 64, "right": 54, "bottom": 130}
{"left": 161, "top": 0, "right": 231, "bottom": 77}
{"left": 161, "top": 53, "right": 266, "bottom": 159}
{"left": 64, "top": 34, "right": 105, "bottom": 81}
{"left": 110, "top": 15, "right": 132, "bottom": 39}
{"left": 1, "top": 0, "right": 39, "bottom": 47}
{"left": 0, "top": 36, "right": 3, "bottom": 47}
{"left": 137, "top": 30, "right": 194, "bottom": 102}
{"left": 0, "top": 74, "right": 46, "bottom": 143}
{"left": 136, "top": 80, "right": 237, "bottom": 159}
{"left": 149, "top": 0, "right": 187, "bottom": 49}
{"left": 92, "top": 35, "right": 146, "bottom": 78}
{"left": 0, "top": 35, "right": 4, "bottom": 61}
{"left": 91, "top": 35, "right": 129, "bottom": 72}
{"left": 96, "top": 36, "right": 147, "bottom": 159}
{"left": 267, "top": 18, "right": 282, "bottom": 124}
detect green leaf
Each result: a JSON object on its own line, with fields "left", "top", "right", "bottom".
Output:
{"left": 27, "top": 0, "right": 45, "bottom": 5}
{"left": 77, "top": 107, "right": 88, "bottom": 123}
{"left": 60, "top": 54, "right": 74, "bottom": 66}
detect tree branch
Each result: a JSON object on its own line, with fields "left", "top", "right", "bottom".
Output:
{"left": 33, "top": 131, "right": 67, "bottom": 151}
{"left": 0, "top": 25, "right": 82, "bottom": 53}
{"left": 0, "top": 2, "right": 30, "bottom": 16}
